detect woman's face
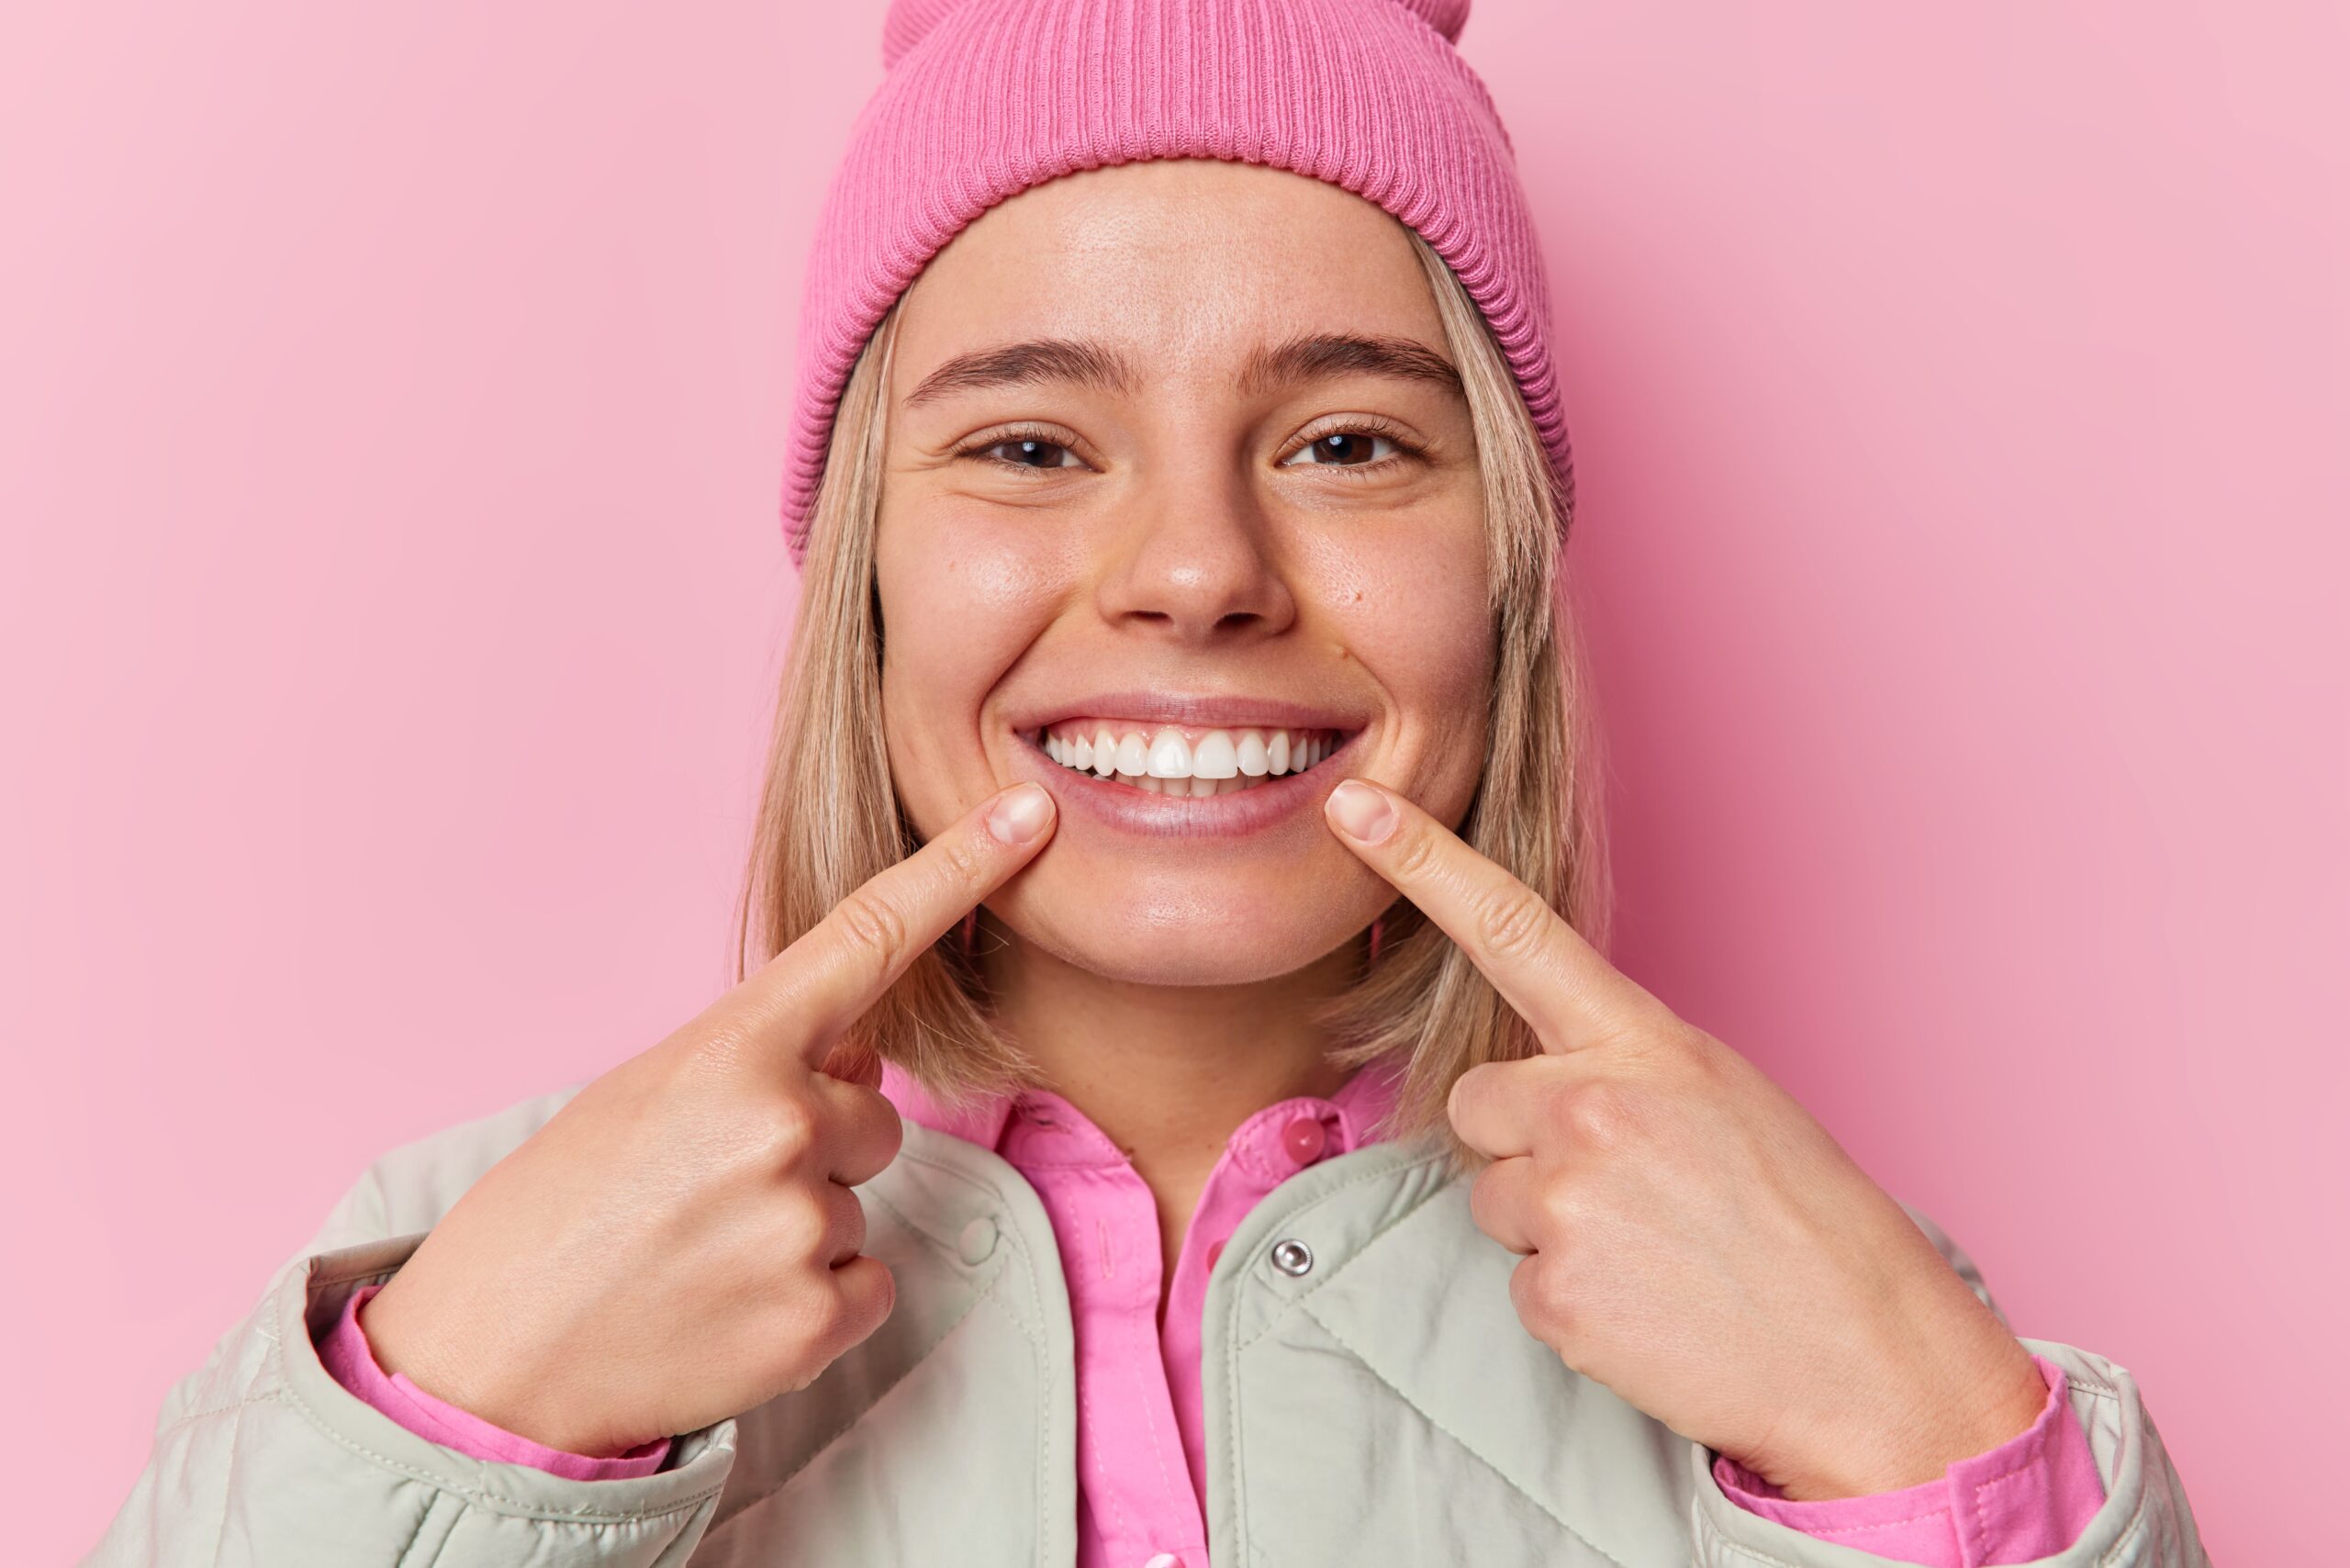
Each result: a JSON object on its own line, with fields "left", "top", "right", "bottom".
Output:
{"left": 875, "top": 158, "right": 1494, "bottom": 987}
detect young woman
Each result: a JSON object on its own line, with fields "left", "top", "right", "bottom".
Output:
{"left": 95, "top": 2, "right": 2209, "bottom": 1564}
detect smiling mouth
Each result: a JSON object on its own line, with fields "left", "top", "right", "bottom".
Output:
{"left": 1024, "top": 720, "right": 1357, "bottom": 796}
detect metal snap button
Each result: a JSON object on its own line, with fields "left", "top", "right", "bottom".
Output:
{"left": 957, "top": 1215, "right": 999, "bottom": 1265}
{"left": 1270, "top": 1238, "right": 1314, "bottom": 1277}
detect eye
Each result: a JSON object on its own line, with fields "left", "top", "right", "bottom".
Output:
{"left": 954, "top": 427, "right": 1086, "bottom": 472}
{"left": 1278, "top": 419, "right": 1426, "bottom": 476}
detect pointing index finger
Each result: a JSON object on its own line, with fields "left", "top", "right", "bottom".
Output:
{"left": 1323, "top": 777, "right": 1659, "bottom": 1051}
{"left": 746, "top": 781, "right": 1057, "bottom": 1065}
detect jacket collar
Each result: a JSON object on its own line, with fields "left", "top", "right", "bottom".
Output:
{"left": 878, "top": 1049, "right": 1408, "bottom": 1165}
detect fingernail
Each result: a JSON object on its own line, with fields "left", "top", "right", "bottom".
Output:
{"left": 987, "top": 782, "right": 1055, "bottom": 845}
{"left": 1326, "top": 778, "right": 1396, "bottom": 844}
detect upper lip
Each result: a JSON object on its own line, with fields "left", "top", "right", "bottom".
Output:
{"left": 1006, "top": 689, "right": 1370, "bottom": 734}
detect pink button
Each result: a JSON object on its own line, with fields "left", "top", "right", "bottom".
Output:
{"left": 1206, "top": 1238, "right": 1226, "bottom": 1271}
{"left": 1281, "top": 1114, "right": 1328, "bottom": 1166}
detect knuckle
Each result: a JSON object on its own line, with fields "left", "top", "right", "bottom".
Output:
{"left": 828, "top": 887, "right": 912, "bottom": 970}
{"left": 1472, "top": 882, "right": 1556, "bottom": 962}
{"left": 759, "top": 1095, "right": 822, "bottom": 1167}
{"left": 1535, "top": 1177, "right": 1595, "bottom": 1239}
{"left": 1557, "top": 1080, "right": 1641, "bottom": 1151}
{"left": 1386, "top": 823, "right": 1446, "bottom": 884}
{"left": 934, "top": 828, "right": 990, "bottom": 888}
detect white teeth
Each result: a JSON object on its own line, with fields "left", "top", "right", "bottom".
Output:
{"left": 1146, "top": 728, "right": 1192, "bottom": 778}
{"left": 1038, "top": 722, "right": 1345, "bottom": 794}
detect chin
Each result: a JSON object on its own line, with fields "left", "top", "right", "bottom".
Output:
{"left": 988, "top": 860, "right": 1371, "bottom": 987}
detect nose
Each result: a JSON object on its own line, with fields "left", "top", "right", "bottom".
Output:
{"left": 1092, "top": 466, "right": 1297, "bottom": 644}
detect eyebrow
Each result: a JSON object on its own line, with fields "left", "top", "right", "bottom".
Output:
{"left": 899, "top": 330, "right": 1464, "bottom": 409}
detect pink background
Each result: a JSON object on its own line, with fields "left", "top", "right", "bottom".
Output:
{"left": 3, "top": 3, "right": 2340, "bottom": 1561}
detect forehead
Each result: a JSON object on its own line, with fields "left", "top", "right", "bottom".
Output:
{"left": 890, "top": 159, "right": 1446, "bottom": 388}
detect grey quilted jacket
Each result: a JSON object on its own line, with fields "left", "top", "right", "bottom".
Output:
{"left": 91, "top": 1083, "right": 2210, "bottom": 1565}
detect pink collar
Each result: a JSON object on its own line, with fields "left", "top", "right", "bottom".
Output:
{"left": 879, "top": 1048, "right": 1407, "bottom": 1166}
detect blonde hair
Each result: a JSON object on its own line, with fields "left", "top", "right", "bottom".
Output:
{"left": 733, "top": 222, "right": 1614, "bottom": 1168}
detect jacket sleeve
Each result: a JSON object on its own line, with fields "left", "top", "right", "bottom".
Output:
{"left": 84, "top": 1091, "right": 742, "bottom": 1568}
{"left": 1712, "top": 1350, "right": 2104, "bottom": 1564}
{"left": 1686, "top": 1204, "right": 2212, "bottom": 1568}
{"left": 316, "top": 1282, "right": 674, "bottom": 1479}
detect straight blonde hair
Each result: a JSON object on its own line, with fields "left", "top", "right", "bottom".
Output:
{"left": 733, "top": 224, "right": 1613, "bottom": 1168}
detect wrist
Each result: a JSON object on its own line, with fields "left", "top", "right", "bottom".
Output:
{"left": 358, "top": 1279, "right": 627, "bottom": 1459}
{"left": 1767, "top": 1337, "right": 2048, "bottom": 1501}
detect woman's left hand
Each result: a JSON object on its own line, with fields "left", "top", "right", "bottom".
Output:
{"left": 1323, "top": 778, "right": 2049, "bottom": 1500}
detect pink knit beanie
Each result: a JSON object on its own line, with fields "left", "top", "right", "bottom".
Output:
{"left": 780, "top": 0, "right": 1571, "bottom": 566}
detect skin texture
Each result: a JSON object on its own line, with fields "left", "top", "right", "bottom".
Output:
{"left": 1323, "top": 777, "right": 2051, "bottom": 1498}
{"left": 361, "top": 159, "right": 2042, "bottom": 1491}
{"left": 874, "top": 160, "right": 1494, "bottom": 1265}
{"left": 355, "top": 783, "right": 1058, "bottom": 1456}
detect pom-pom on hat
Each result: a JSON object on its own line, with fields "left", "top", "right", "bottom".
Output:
{"left": 781, "top": 0, "right": 1569, "bottom": 566}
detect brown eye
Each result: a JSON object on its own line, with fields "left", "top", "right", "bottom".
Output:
{"left": 960, "top": 433, "right": 1082, "bottom": 470}
{"left": 1290, "top": 431, "right": 1393, "bottom": 466}
{"left": 1278, "top": 422, "right": 1423, "bottom": 475}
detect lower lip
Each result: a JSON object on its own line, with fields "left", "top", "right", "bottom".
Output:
{"left": 1012, "top": 730, "right": 1364, "bottom": 840}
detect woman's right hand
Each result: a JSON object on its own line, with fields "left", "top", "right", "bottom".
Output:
{"left": 354, "top": 780, "right": 1058, "bottom": 1458}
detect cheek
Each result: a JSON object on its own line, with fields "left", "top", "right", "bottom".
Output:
{"left": 874, "top": 521, "right": 1068, "bottom": 834}
{"left": 1391, "top": 576, "right": 1494, "bottom": 719}
{"left": 1319, "top": 526, "right": 1495, "bottom": 810}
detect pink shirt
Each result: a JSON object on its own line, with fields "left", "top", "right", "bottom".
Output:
{"left": 316, "top": 1062, "right": 2106, "bottom": 1565}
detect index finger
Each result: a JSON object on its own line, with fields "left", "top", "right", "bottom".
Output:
{"left": 745, "top": 780, "right": 1057, "bottom": 1064}
{"left": 1322, "top": 777, "right": 1661, "bottom": 1051}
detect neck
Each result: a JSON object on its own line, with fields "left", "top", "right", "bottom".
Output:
{"left": 979, "top": 919, "right": 1359, "bottom": 1274}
